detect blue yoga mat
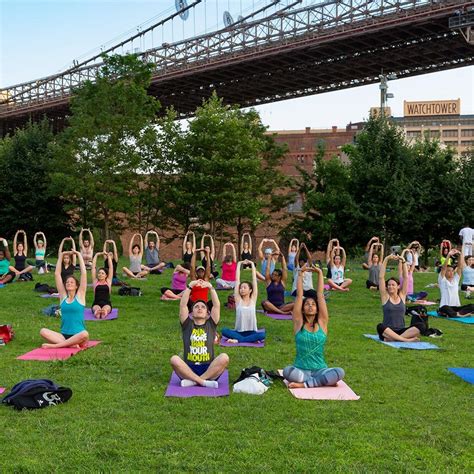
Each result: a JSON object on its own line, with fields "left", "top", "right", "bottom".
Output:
{"left": 363, "top": 334, "right": 440, "bottom": 350}
{"left": 448, "top": 368, "right": 474, "bottom": 384}
{"left": 428, "top": 311, "right": 474, "bottom": 324}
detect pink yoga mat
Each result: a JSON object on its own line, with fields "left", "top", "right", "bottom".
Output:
{"left": 220, "top": 332, "right": 265, "bottom": 348}
{"left": 265, "top": 312, "right": 292, "bottom": 320}
{"left": 84, "top": 308, "right": 118, "bottom": 321}
{"left": 17, "top": 340, "right": 101, "bottom": 361}
{"left": 0, "top": 388, "right": 5, "bottom": 394}
{"left": 165, "top": 370, "right": 229, "bottom": 398}
{"left": 282, "top": 378, "right": 359, "bottom": 400}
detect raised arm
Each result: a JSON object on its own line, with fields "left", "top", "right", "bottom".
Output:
{"left": 249, "top": 261, "right": 258, "bottom": 304}
{"left": 326, "top": 240, "right": 333, "bottom": 264}
{"left": 294, "top": 244, "right": 302, "bottom": 267}
{"left": 21, "top": 231, "right": 28, "bottom": 255}
{"left": 340, "top": 246, "right": 347, "bottom": 267}
{"left": 264, "top": 253, "right": 272, "bottom": 285}
{"left": 281, "top": 253, "right": 288, "bottom": 285}
{"left": 456, "top": 249, "right": 465, "bottom": 277}
{"left": 79, "top": 229, "right": 84, "bottom": 249}
{"left": 292, "top": 265, "right": 307, "bottom": 333}
{"left": 89, "top": 230, "right": 95, "bottom": 251}
{"left": 144, "top": 231, "right": 151, "bottom": 249}
{"left": 138, "top": 234, "right": 143, "bottom": 258}
{"left": 399, "top": 257, "right": 408, "bottom": 299}
{"left": 13, "top": 230, "right": 19, "bottom": 254}
{"left": 1, "top": 239, "right": 11, "bottom": 260}
{"left": 179, "top": 287, "right": 192, "bottom": 323}
{"left": 74, "top": 250, "right": 87, "bottom": 302}
{"left": 33, "top": 232, "right": 39, "bottom": 249}
{"left": 183, "top": 231, "right": 189, "bottom": 254}
{"left": 203, "top": 248, "right": 211, "bottom": 281}
{"left": 191, "top": 232, "right": 196, "bottom": 252}
{"left": 70, "top": 237, "right": 77, "bottom": 266}
{"left": 200, "top": 235, "right": 206, "bottom": 260}
{"left": 109, "top": 240, "right": 118, "bottom": 261}
{"left": 129, "top": 233, "right": 138, "bottom": 256}
{"left": 55, "top": 251, "right": 67, "bottom": 297}
{"left": 314, "top": 266, "right": 328, "bottom": 332}
{"left": 368, "top": 243, "right": 376, "bottom": 268}
{"left": 106, "top": 253, "right": 113, "bottom": 284}
{"left": 257, "top": 239, "right": 266, "bottom": 260}
{"left": 230, "top": 243, "right": 237, "bottom": 262}
{"left": 210, "top": 235, "right": 215, "bottom": 260}
{"left": 301, "top": 243, "right": 312, "bottom": 265}
{"left": 209, "top": 284, "right": 220, "bottom": 324}
{"left": 190, "top": 249, "right": 197, "bottom": 281}
{"left": 91, "top": 253, "right": 99, "bottom": 281}
{"left": 234, "top": 261, "right": 243, "bottom": 303}
{"left": 379, "top": 256, "right": 391, "bottom": 302}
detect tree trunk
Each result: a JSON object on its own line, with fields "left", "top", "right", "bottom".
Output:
{"left": 103, "top": 209, "right": 110, "bottom": 240}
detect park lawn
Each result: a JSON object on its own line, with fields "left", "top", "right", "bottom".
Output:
{"left": 0, "top": 262, "right": 472, "bottom": 472}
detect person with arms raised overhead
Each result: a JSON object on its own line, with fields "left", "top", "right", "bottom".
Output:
{"left": 40, "top": 250, "right": 89, "bottom": 349}
{"left": 144, "top": 231, "right": 166, "bottom": 274}
{"left": 283, "top": 264, "right": 345, "bottom": 389}
{"left": 170, "top": 281, "right": 229, "bottom": 388}
{"left": 79, "top": 228, "right": 94, "bottom": 269}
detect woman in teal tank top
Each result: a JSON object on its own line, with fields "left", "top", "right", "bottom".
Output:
{"left": 40, "top": 249, "right": 89, "bottom": 349}
{"left": 283, "top": 263, "right": 345, "bottom": 388}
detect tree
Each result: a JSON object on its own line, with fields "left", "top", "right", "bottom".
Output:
{"left": 0, "top": 119, "right": 70, "bottom": 244}
{"left": 50, "top": 54, "right": 161, "bottom": 238}
{"left": 172, "top": 93, "right": 292, "bottom": 244}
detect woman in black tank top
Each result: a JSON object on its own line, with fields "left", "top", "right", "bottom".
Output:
{"left": 376, "top": 255, "right": 424, "bottom": 342}
{"left": 183, "top": 231, "right": 196, "bottom": 264}
{"left": 91, "top": 252, "right": 114, "bottom": 319}
{"left": 240, "top": 232, "right": 253, "bottom": 269}
{"left": 12, "top": 230, "right": 34, "bottom": 279}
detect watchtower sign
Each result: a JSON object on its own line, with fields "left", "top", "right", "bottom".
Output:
{"left": 404, "top": 99, "right": 460, "bottom": 117}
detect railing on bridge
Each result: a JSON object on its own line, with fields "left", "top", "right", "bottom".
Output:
{"left": 0, "top": 0, "right": 465, "bottom": 111}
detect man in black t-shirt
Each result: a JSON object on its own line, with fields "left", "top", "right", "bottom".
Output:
{"left": 170, "top": 280, "right": 229, "bottom": 388}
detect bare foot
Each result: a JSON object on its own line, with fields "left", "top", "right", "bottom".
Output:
{"left": 227, "top": 338, "right": 239, "bottom": 344}
{"left": 42, "top": 343, "right": 56, "bottom": 349}
{"left": 288, "top": 382, "right": 305, "bottom": 389}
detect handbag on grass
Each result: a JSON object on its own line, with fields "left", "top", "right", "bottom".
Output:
{"left": 0, "top": 324, "right": 14, "bottom": 344}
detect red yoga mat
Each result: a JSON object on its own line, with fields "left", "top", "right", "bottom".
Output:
{"left": 17, "top": 340, "right": 101, "bottom": 361}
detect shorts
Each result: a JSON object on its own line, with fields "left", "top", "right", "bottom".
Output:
{"left": 161, "top": 287, "right": 183, "bottom": 295}
{"left": 366, "top": 280, "right": 379, "bottom": 289}
{"left": 62, "top": 334, "right": 74, "bottom": 340}
{"left": 187, "top": 363, "right": 210, "bottom": 377}
{"left": 291, "top": 289, "right": 317, "bottom": 298}
{"left": 376, "top": 323, "right": 425, "bottom": 340}
{"left": 149, "top": 269, "right": 162, "bottom": 275}
{"left": 36, "top": 259, "right": 46, "bottom": 268}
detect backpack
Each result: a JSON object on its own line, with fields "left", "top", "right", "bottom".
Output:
{"left": 225, "top": 294, "right": 235, "bottom": 309}
{"left": 406, "top": 305, "right": 442, "bottom": 337}
{"left": 118, "top": 286, "right": 142, "bottom": 297}
{"left": 233, "top": 366, "right": 272, "bottom": 395}
{"left": 34, "top": 283, "right": 57, "bottom": 294}
{"left": 2, "top": 379, "right": 73, "bottom": 410}
{"left": 0, "top": 324, "right": 14, "bottom": 344}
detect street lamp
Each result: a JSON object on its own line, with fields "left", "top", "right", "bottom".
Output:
{"left": 379, "top": 72, "right": 397, "bottom": 118}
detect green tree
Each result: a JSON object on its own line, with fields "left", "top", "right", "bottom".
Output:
{"left": 172, "top": 94, "right": 292, "bottom": 243}
{"left": 0, "top": 119, "right": 70, "bottom": 244}
{"left": 51, "top": 54, "right": 161, "bottom": 238}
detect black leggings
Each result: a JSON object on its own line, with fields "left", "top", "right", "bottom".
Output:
{"left": 366, "top": 280, "right": 379, "bottom": 289}
{"left": 438, "top": 304, "right": 474, "bottom": 318}
{"left": 376, "top": 323, "right": 425, "bottom": 340}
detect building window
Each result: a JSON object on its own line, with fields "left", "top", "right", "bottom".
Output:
{"left": 406, "top": 131, "right": 421, "bottom": 138}
{"left": 461, "top": 129, "right": 474, "bottom": 137}
{"left": 442, "top": 130, "right": 458, "bottom": 137}
{"left": 461, "top": 140, "right": 474, "bottom": 147}
{"left": 429, "top": 130, "right": 440, "bottom": 138}
{"left": 287, "top": 196, "right": 303, "bottom": 213}
{"left": 443, "top": 140, "right": 458, "bottom": 146}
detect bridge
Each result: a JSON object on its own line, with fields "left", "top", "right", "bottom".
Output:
{"left": 1, "top": 0, "right": 473, "bottom": 135}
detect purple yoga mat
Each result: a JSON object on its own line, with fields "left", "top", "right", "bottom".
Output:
{"left": 84, "top": 308, "right": 118, "bottom": 321}
{"left": 220, "top": 331, "right": 265, "bottom": 348}
{"left": 165, "top": 370, "right": 229, "bottom": 398}
{"left": 265, "top": 312, "right": 292, "bottom": 320}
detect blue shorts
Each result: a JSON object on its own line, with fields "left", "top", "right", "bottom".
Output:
{"left": 187, "top": 363, "right": 210, "bottom": 376}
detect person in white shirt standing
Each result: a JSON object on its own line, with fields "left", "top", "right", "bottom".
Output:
{"left": 459, "top": 225, "right": 473, "bottom": 257}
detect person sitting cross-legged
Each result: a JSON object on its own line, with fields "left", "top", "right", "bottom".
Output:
{"left": 170, "top": 280, "right": 229, "bottom": 388}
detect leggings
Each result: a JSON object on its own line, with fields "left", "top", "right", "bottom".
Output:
{"left": 438, "top": 304, "right": 474, "bottom": 318}
{"left": 221, "top": 328, "right": 266, "bottom": 343}
{"left": 283, "top": 366, "right": 345, "bottom": 388}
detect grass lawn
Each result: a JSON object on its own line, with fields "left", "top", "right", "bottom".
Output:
{"left": 0, "top": 261, "right": 472, "bottom": 472}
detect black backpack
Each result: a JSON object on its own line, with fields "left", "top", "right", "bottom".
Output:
{"left": 2, "top": 379, "right": 72, "bottom": 410}
{"left": 118, "top": 286, "right": 142, "bottom": 296}
{"left": 34, "top": 283, "right": 57, "bottom": 294}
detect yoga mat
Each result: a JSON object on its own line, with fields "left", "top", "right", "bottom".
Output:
{"left": 279, "top": 370, "right": 359, "bottom": 400}
{"left": 40, "top": 293, "right": 59, "bottom": 298}
{"left": 363, "top": 334, "right": 439, "bottom": 350}
{"left": 265, "top": 312, "right": 292, "bottom": 320}
{"left": 220, "top": 330, "right": 265, "bottom": 348}
{"left": 0, "top": 388, "right": 5, "bottom": 394}
{"left": 448, "top": 368, "right": 474, "bottom": 385}
{"left": 17, "top": 340, "right": 101, "bottom": 361}
{"left": 84, "top": 308, "right": 118, "bottom": 321}
{"left": 428, "top": 311, "right": 474, "bottom": 324}
{"left": 165, "top": 370, "right": 229, "bottom": 398}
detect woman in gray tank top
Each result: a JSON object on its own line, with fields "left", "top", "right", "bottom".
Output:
{"left": 366, "top": 242, "right": 383, "bottom": 290}
{"left": 122, "top": 234, "right": 149, "bottom": 279}
{"left": 376, "top": 255, "right": 424, "bottom": 342}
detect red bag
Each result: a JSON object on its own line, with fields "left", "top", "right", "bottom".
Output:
{"left": 0, "top": 324, "right": 14, "bottom": 344}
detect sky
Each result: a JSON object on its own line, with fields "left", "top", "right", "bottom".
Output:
{"left": 1, "top": 0, "right": 473, "bottom": 129}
